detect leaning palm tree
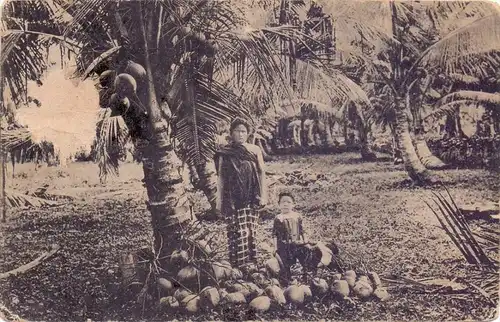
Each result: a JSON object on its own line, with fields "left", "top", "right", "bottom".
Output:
{"left": 316, "top": 0, "right": 500, "bottom": 184}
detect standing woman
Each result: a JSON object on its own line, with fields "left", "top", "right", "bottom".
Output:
{"left": 215, "top": 118, "right": 267, "bottom": 268}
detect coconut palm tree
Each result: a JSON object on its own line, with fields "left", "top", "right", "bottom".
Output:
{"left": 2, "top": 0, "right": 293, "bottom": 255}
{"left": 2, "top": 0, "right": 371, "bottom": 289}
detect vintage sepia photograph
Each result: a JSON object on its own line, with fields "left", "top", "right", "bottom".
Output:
{"left": 0, "top": 0, "right": 499, "bottom": 321}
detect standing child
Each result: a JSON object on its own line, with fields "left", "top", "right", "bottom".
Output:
{"left": 272, "top": 192, "right": 308, "bottom": 281}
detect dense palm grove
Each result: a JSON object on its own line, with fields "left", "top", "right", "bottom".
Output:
{"left": 0, "top": 0, "right": 499, "bottom": 320}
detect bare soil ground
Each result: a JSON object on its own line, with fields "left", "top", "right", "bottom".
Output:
{"left": 0, "top": 153, "right": 498, "bottom": 321}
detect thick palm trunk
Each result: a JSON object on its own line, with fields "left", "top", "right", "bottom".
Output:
{"left": 413, "top": 135, "right": 447, "bottom": 169}
{"left": 393, "top": 104, "right": 432, "bottom": 184}
{"left": 304, "top": 119, "right": 315, "bottom": 146}
{"left": 357, "top": 121, "right": 377, "bottom": 161}
{"left": 136, "top": 3, "right": 192, "bottom": 262}
{"left": 191, "top": 161, "right": 218, "bottom": 215}
{"left": 323, "top": 121, "right": 336, "bottom": 147}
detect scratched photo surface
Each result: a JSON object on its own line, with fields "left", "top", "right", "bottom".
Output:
{"left": 0, "top": 0, "right": 499, "bottom": 321}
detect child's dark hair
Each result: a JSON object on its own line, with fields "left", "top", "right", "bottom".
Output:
{"left": 229, "top": 117, "right": 251, "bottom": 133}
{"left": 278, "top": 192, "right": 295, "bottom": 203}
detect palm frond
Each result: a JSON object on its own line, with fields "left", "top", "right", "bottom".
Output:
{"left": 4, "top": 189, "right": 60, "bottom": 208}
{"left": 426, "top": 1, "right": 496, "bottom": 36}
{"left": 172, "top": 71, "right": 249, "bottom": 166}
{"left": 1, "top": 0, "right": 76, "bottom": 104}
{"left": 369, "top": 97, "right": 396, "bottom": 128}
{"left": 213, "top": 24, "right": 301, "bottom": 102}
{"left": 0, "top": 128, "right": 34, "bottom": 151}
{"left": 437, "top": 91, "right": 500, "bottom": 110}
{"left": 425, "top": 188, "right": 496, "bottom": 267}
{"left": 416, "top": 13, "right": 500, "bottom": 77}
{"left": 294, "top": 59, "right": 371, "bottom": 107}
{"left": 448, "top": 73, "right": 481, "bottom": 86}
{"left": 81, "top": 46, "right": 121, "bottom": 79}
{"left": 422, "top": 100, "right": 469, "bottom": 124}
{"left": 317, "top": 0, "right": 398, "bottom": 51}
{"left": 0, "top": 125, "right": 57, "bottom": 165}
{"left": 94, "top": 108, "right": 129, "bottom": 182}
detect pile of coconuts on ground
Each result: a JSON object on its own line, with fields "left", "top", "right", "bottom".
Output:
{"left": 156, "top": 246, "right": 390, "bottom": 315}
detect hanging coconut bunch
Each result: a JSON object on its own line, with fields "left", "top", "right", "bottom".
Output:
{"left": 171, "top": 23, "right": 218, "bottom": 59}
{"left": 89, "top": 50, "right": 150, "bottom": 140}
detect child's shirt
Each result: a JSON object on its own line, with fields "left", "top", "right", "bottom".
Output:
{"left": 272, "top": 211, "right": 304, "bottom": 244}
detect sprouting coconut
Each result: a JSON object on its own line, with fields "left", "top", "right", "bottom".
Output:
{"left": 230, "top": 268, "right": 243, "bottom": 280}
{"left": 300, "top": 285, "right": 312, "bottom": 299}
{"left": 200, "top": 286, "right": 220, "bottom": 308}
{"left": 343, "top": 270, "right": 357, "bottom": 288}
{"left": 174, "top": 289, "right": 192, "bottom": 302}
{"left": 210, "top": 261, "right": 228, "bottom": 282}
{"left": 373, "top": 288, "right": 390, "bottom": 301}
{"left": 224, "top": 292, "right": 246, "bottom": 304}
{"left": 353, "top": 279, "right": 374, "bottom": 299}
{"left": 265, "top": 285, "right": 286, "bottom": 305}
{"left": 250, "top": 272, "right": 267, "bottom": 288}
{"left": 368, "top": 271, "right": 382, "bottom": 288}
{"left": 265, "top": 257, "right": 281, "bottom": 277}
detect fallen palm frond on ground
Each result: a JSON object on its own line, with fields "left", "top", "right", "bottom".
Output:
{"left": 424, "top": 186, "right": 496, "bottom": 267}
{"left": 0, "top": 244, "right": 60, "bottom": 280}
{"left": 423, "top": 186, "right": 499, "bottom": 308}
{"left": 4, "top": 189, "right": 60, "bottom": 208}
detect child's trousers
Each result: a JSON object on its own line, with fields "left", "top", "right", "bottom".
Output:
{"left": 276, "top": 242, "right": 310, "bottom": 279}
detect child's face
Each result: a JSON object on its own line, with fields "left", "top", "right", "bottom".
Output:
{"left": 279, "top": 196, "right": 294, "bottom": 213}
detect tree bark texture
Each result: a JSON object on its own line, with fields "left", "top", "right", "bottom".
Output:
{"left": 135, "top": 2, "right": 192, "bottom": 262}
{"left": 393, "top": 101, "right": 432, "bottom": 184}
{"left": 413, "top": 135, "right": 447, "bottom": 169}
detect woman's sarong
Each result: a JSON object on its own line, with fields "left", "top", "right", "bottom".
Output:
{"left": 227, "top": 207, "right": 258, "bottom": 266}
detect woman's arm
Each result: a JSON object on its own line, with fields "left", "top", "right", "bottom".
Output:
{"left": 255, "top": 146, "right": 267, "bottom": 205}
